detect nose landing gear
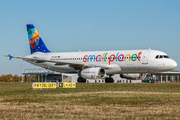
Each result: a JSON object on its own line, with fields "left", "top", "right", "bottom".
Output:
{"left": 142, "top": 73, "right": 155, "bottom": 83}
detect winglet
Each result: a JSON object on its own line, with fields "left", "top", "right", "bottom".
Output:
{"left": 8, "top": 54, "right": 13, "bottom": 60}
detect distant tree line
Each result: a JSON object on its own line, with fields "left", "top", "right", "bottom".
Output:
{"left": 0, "top": 74, "right": 37, "bottom": 82}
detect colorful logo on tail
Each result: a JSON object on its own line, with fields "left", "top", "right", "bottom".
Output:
{"left": 27, "top": 24, "right": 51, "bottom": 54}
{"left": 28, "top": 28, "right": 40, "bottom": 50}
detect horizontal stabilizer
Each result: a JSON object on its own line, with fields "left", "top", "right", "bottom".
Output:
{"left": 6, "top": 54, "right": 13, "bottom": 60}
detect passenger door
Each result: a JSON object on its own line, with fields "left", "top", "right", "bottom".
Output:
{"left": 142, "top": 52, "right": 150, "bottom": 64}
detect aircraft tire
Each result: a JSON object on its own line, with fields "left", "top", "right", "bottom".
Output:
{"left": 110, "top": 78, "right": 114, "bottom": 83}
{"left": 149, "top": 79, "right": 155, "bottom": 83}
{"left": 77, "top": 77, "right": 86, "bottom": 83}
{"left": 105, "top": 78, "right": 114, "bottom": 83}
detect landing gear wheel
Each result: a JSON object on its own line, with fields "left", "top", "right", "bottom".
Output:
{"left": 77, "top": 77, "right": 86, "bottom": 83}
{"left": 150, "top": 80, "right": 155, "bottom": 83}
{"left": 110, "top": 78, "right": 114, "bottom": 83}
{"left": 105, "top": 78, "right": 114, "bottom": 83}
{"left": 149, "top": 79, "right": 155, "bottom": 83}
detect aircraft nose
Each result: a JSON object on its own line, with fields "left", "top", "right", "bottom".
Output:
{"left": 169, "top": 59, "right": 177, "bottom": 70}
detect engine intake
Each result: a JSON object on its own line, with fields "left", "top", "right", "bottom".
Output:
{"left": 79, "top": 67, "right": 105, "bottom": 79}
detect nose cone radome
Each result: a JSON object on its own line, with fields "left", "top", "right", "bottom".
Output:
{"left": 169, "top": 59, "right": 177, "bottom": 70}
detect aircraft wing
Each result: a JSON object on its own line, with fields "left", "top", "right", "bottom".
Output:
{"left": 5, "top": 54, "right": 109, "bottom": 70}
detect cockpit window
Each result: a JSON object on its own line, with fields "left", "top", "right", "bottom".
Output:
{"left": 156, "top": 55, "right": 169, "bottom": 59}
{"left": 163, "top": 55, "right": 169, "bottom": 58}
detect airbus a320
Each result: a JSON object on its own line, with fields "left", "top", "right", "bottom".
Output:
{"left": 6, "top": 24, "right": 177, "bottom": 83}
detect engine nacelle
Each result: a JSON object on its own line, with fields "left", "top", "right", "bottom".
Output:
{"left": 79, "top": 67, "right": 105, "bottom": 79}
{"left": 120, "top": 73, "right": 140, "bottom": 80}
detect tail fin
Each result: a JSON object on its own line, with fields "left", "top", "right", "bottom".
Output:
{"left": 26, "top": 24, "right": 51, "bottom": 54}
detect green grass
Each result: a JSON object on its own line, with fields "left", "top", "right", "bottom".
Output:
{"left": 1, "top": 82, "right": 180, "bottom": 119}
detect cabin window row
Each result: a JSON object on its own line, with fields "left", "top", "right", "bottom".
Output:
{"left": 53, "top": 56, "right": 141, "bottom": 60}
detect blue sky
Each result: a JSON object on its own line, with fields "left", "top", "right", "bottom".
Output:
{"left": 0, "top": 0, "right": 180, "bottom": 75}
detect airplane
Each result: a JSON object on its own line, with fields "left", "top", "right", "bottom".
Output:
{"left": 5, "top": 24, "right": 177, "bottom": 83}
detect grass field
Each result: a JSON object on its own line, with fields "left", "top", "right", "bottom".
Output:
{"left": 0, "top": 82, "right": 180, "bottom": 120}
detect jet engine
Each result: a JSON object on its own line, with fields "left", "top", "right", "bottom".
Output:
{"left": 120, "top": 73, "right": 141, "bottom": 80}
{"left": 78, "top": 67, "right": 105, "bottom": 79}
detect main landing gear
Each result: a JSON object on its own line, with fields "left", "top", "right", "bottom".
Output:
{"left": 105, "top": 75, "right": 114, "bottom": 83}
{"left": 77, "top": 77, "right": 86, "bottom": 83}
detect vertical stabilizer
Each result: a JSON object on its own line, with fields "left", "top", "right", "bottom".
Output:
{"left": 26, "top": 24, "right": 51, "bottom": 54}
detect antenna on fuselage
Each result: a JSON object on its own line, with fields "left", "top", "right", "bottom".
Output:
{"left": 149, "top": 47, "right": 151, "bottom": 50}
{"left": 79, "top": 49, "right": 81, "bottom": 52}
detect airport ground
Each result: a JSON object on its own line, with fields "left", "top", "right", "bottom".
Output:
{"left": 0, "top": 83, "right": 180, "bottom": 119}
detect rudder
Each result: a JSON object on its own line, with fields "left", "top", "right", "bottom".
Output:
{"left": 27, "top": 24, "right": 51, "bottom": 54}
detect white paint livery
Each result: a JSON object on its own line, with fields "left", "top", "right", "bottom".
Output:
{"left": 6, "top": 24, "right": 177, "bottom": 83}
{"left": 22, "top": 50, "right": 177, "bottom": 74}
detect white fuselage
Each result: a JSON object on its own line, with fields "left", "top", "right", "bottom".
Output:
{"left": 25, "top": 49, "right": 177, "bottom": 75}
